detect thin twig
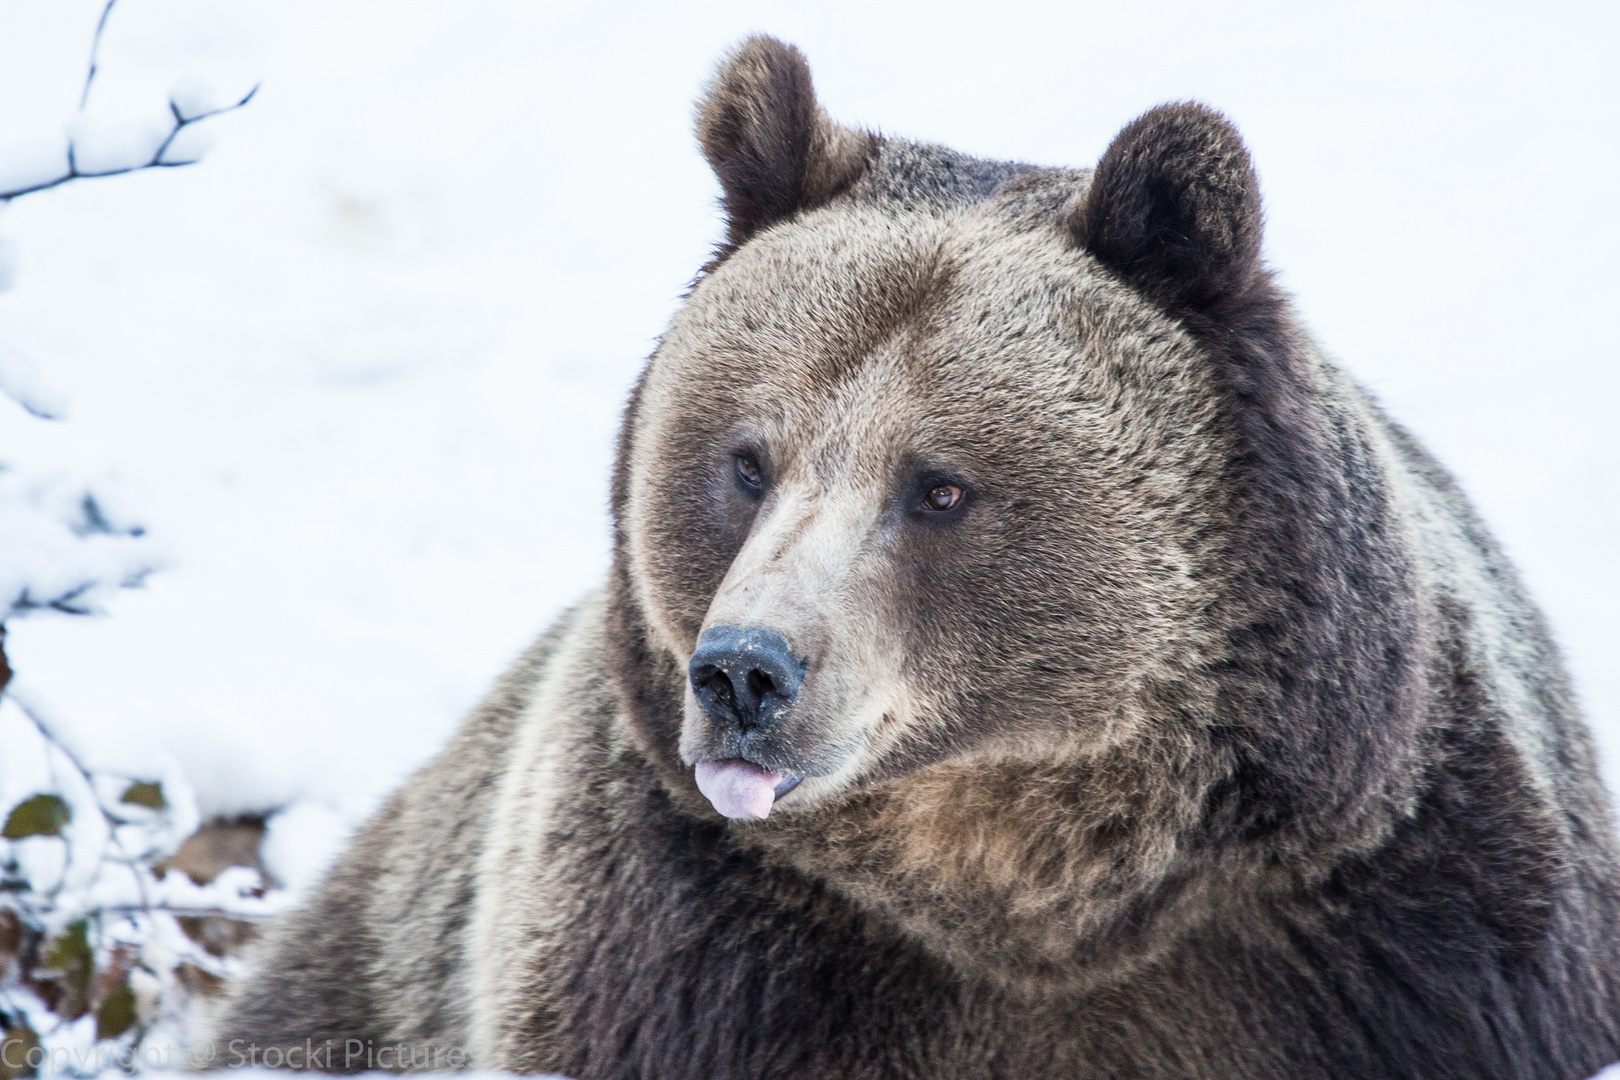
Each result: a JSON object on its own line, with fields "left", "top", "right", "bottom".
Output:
{"left": 9, "top": 692, "right": 114, "bottom": 904}
{"left": 80, "top": 0, "right": 118, "bottom": 110}
{"left": 10, "top": 691, "right": 100, "bottom": 803}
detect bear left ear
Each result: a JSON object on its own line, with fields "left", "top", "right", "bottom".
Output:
{"left": 1071, "top": 103, "right": 1264, "bottom": 319}
{"left": 696, "top": 36, "right": 877, "bottom": 251}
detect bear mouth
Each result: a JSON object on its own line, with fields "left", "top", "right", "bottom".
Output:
{"left": 694, "top": 758, "right": 802, "bottom": 820}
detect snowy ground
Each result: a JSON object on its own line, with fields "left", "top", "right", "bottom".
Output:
{"left": 0, "top": 0, "right": 1617, "bottom": 890}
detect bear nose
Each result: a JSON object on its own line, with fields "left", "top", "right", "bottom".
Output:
{"left": 689, "top": 625, "right": 804, "bottom": 732}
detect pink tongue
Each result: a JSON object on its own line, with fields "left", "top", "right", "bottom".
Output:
{"left": 694, "top": 759, "right": 786, "bottom": 820}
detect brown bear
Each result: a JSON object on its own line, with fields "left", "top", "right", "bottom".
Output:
{"left": 212, "top": 36, "right": 1620, "bottom": 1080}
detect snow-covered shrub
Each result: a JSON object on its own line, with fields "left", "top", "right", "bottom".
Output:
{"left": 0, "top": 472, "right": 160, "bottom": 622}
{"left": 1, "top": 3, "right": 264, "bottom": 1074}
{"left": 0, "top": 666, "right": 290, "bottom": 1078}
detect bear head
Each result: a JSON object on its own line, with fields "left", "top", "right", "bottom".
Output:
{"left": 604, "top": 37, "right": 1427, "bottom": 948}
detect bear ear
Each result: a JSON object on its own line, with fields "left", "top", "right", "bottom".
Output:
{"left": 1071, "top": 103, "right": 1264, "bottom": 319}
{"left": 696, "top": 36, "right": 876, "bottom": 250}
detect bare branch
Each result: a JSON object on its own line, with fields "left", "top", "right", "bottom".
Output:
{"left": 80, "top": 0, "right": 118, "bottom": 110}
{"left": 0, "top": 84, "right": 258, "bottom": 203}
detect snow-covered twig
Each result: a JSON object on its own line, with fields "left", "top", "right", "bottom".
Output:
{"left": 0, "top": 0, "right": 258, "bottom": 203}
{"left": 0, "top": 86, "right": 257, "bottom": 203}
{"left": 8, "top": 689, "right": 156, "bottom": 904}
{"left": 0, "top": 469, "right": 164, "bottom": 622}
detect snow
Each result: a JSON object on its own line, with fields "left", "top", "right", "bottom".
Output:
{"left": 0, "top": 338, "right": 72, "bottom": 418}
{"left": 167, "top": 75, "right": 228, "bottom": 123}
{"left": 62, "top": 113, "right": 170, "bottom": 176}
{"left": 0, "top": 137, "right": 70, "bottom": 197}
{"left": 0, "top": 466, "right": 163, "bottom": 619}
{"left": 259, "top": 799, "right": 348, "bottom": 894}
{"left": 156, "top": 121, "right": 214, "bottom": 167}
{"left": 0, "top": 0, "right": 1615, "bottom": 892}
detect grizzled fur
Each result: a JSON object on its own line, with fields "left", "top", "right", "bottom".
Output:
{"left": 215, "top": 36, "right": 1620, "bottom": 1079}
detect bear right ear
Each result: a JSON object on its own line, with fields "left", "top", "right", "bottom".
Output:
{"left": 1071, "top": 103, "right": 1264, "bottom": 320}
{"left": 696, "top": 36, "right": 876, "bottom": 251}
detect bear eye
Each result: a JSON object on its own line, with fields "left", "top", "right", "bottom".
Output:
{"left": 922, "top": 483, "right": 963, "bottom": 512}
{"left": 735, "top": 453, "right": 764, "bottom": 491}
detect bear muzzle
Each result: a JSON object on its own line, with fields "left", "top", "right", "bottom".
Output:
{"left": 686, "top": 625, "right": 814, "bottom": 819}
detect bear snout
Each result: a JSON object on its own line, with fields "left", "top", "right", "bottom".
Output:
{"left": 688, "top": 624, "right": 805, "bottom": 732}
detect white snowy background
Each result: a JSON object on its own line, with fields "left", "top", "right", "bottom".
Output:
{"left": 1, "top": 0, "right": 1617, "bottom": 896}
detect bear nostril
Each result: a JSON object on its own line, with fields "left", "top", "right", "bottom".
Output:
{"left": 746, "top": 668, "right": 775, "bottom": 700}
{"left": 711, "top": 675, "right": 735, "bottom": 703}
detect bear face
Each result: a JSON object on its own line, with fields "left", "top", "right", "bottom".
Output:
{"left": 624, "top": 190, "right": 1238, "bottom": 818}
{"left": 613, "top": 39, "right": 1426, "bottom": 837}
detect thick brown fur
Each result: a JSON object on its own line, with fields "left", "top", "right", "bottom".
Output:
{"left": 214, "top": 36, "right": 1620, "bottom": 1079}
